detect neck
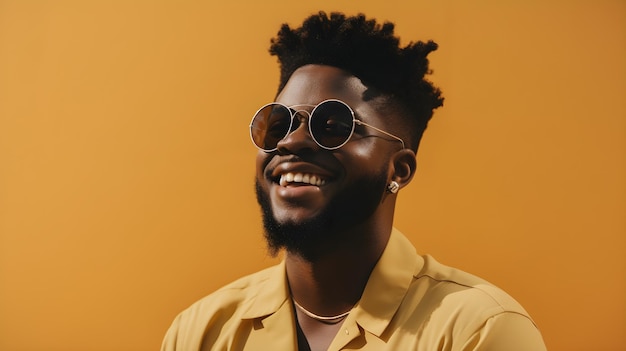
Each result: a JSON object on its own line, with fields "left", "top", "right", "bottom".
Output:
{"left": 285, "top": 224, "right": 392, "bottom": 317}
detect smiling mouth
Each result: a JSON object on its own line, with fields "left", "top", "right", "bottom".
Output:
{"left": 278, "top": 172, "right": 327, "bottom": 187}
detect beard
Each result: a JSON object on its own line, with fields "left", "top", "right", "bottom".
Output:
{"left": 255, "top": 168, "right": 388, "bottom": 260}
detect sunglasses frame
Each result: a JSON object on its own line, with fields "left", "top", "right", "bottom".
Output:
{"left": 250, "top": 99, "right": 405, "bottom": 152}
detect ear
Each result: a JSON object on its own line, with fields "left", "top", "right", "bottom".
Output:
{"left": 389, "top": 149, "right": 417, "bottom": 190}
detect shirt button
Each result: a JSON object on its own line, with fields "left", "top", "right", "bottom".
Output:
{"left": 345, "top": 329, "right": 349, "bottom": 335}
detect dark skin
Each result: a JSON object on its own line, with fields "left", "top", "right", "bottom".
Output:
{"left": 255, "top": 64, "right": 417, "bottom": 346}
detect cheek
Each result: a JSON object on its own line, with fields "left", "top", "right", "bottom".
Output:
{"left": 352, "top": 147, "right": 376, "bottom": 159}
{"left": 339, "top": 143, "right": 395, "bottom": 181}
{"left": 342, "top": 141, "right": 388, "bottom": 165}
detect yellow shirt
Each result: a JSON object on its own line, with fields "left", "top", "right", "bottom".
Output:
{"left": 162, "top": 229, "right": 546, "bottom": 350}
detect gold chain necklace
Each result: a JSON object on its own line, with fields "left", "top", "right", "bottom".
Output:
{"left": 292, "top": 299, "right": 352, "bottom": 324}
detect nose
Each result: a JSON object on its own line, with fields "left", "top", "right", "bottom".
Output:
{"left": 276, "top": 110, "right": 318, "bottom": 153}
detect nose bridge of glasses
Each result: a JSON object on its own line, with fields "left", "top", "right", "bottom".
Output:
{"left": 288, "top": 109, "right": 312, "bottom": 133}
{"left": 274, "top": 111, "right": 318, "bottom": 151}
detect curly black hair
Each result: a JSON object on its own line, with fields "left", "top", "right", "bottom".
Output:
{"left": 269, "top": 11, "right": 444, "bottom": 151}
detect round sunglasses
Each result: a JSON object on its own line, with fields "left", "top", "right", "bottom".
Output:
{"left": 249, "top": 99, "right": 405, "bottom": 152}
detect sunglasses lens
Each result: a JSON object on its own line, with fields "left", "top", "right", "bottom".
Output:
{"left": 250, "top": 104, "right": 292, "bottom": 151}
{"left": 310, "top": 100, "right": 355, "bottom": 149}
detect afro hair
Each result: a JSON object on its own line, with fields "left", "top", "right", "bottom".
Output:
{"left": 269, "top": 11, "right": 444, "bottom": 151}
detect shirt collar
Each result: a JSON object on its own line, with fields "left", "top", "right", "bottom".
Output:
{"left": 239, "top": 228, "right": 424, "bottom": 338}
{"left": 240, "top": 260, "right": 290, "bottom": 320}
{"left": 352, "top": 228, "right": 424, "bottom": 337}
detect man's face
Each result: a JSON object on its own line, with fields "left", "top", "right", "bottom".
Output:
{"left": 254, "top": 65, "right": 401, "bottom": 258}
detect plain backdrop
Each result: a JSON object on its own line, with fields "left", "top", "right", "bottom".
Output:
{"left": 0, "top": 1, "right": 624, "bottom": 350}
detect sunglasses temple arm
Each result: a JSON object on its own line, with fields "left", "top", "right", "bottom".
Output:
{"left": 355, "top": 120, "right": 405, "bottom": 149}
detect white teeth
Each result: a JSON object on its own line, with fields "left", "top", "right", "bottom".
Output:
{"left": 278, "top": 172, "right": 326, "bottom": 187}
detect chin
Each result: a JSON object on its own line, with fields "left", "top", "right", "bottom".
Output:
{"left": 256, "top": 180, "right": 332, "bottom": 258}
{"left": 254, "top": 170, "right": 387, "bottom": 259}
{"left": 271, "top": 211, "right": 320, "bottom": 229}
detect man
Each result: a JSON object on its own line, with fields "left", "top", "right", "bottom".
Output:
{"left": 162, "top": 12, "right": 547, "bottom": 351}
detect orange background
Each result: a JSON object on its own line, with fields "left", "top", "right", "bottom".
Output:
{"left": 1, "top": 1, "right": 624, "bottom": 350}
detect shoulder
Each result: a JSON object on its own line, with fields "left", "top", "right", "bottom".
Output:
{"left": 179, "top": 264, "right": 280, "bottom": 323}
{"left": 161, "top": 264, "right": 283, "bottom": 351}
{"left": 406, "top": 255, "right": 546, "bottom": 349}
{"left": 415, "top": 255, "right": 531, "bottom": 318}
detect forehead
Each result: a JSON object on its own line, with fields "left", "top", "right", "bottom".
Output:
{"left": 275, "top": 65, "right": 369, "bottom": 107}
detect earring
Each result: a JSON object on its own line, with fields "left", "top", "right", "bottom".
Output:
{"left": 387, "top": 181, "right": 400, "bottom": 194}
